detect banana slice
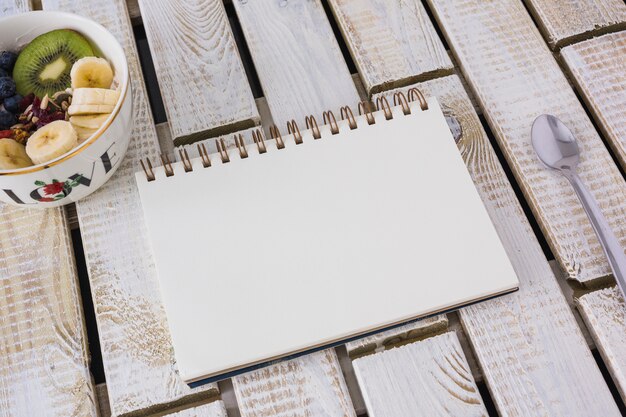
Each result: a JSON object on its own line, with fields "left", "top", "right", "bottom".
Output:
{"left": 72, "top": 88, "right": 120, "bottom": 106}
{"left": 71, "top": 57, "right": 114, "bottom": 89}
{"left": 0, "top": 139, "right": 33, "bottom": 169}
{"left": 73, "top": 125, "right": 98, "bottom": 143}
{"left": 68, "top": 103, "right": 115, "bottom": 116}
{"left": 26, "top": 120, "right": 78, "bottom": 164}
{"left": 70, "top": 113, "right": 110, "bottom": 130}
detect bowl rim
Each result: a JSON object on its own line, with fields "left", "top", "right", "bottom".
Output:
{"left": 0, "top": 10, "right": 129, "bottom": 176}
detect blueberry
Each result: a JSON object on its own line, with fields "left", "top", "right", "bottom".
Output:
{"left": 0, "top": 77, "right": 16, "bottom": 100}
{"left": 3, "top": 94, "right": 22, "bottom": 114}
{"left": 0, "top": 111, "right": 16, "bottom": 130}
{"left": 0, "top": 51, "right": 17, "bottom": 73}
{"left": 0, "top": 68, "right": 7, "bottom": 78}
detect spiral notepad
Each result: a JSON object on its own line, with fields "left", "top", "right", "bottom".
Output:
{"left": 135, "top": 90, "right": 519, "bottom": 385}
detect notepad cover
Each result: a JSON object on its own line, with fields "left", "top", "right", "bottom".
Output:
{"left": 135, "top": 98, "right": 519, "bottom": 384}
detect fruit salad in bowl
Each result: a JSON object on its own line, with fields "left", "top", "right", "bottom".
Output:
{"left": 0, "top": 11, "right": 132, "bottom": 208}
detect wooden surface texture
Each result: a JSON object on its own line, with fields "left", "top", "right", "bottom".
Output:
{"left": 328, "top": 0, "right": 453, "bottom": 96}
{"left": 354, "top": 332, "right": 487, "bottom": 417}
{"left": 577, "top": 287, "right": 626, "bottom": 403}
{"left": 0, "top": 0, "right": 28, "bottom": 14}
{"left": 233, "top": 349, "right": 356, "bottom": 417}
{"left": 523, "top": 0, "right": 626, "bottom": 48}
{"left": 427, "top": 0, "right": 626, "bottom": 285}
{"left": 137, "top": 0, "right": 259, "bottom": 145}
{"left": 0, "top": 206, "right": 98, "bottom": 417}
{"left": 562, "top": 31, "right": 626, "bottom": 172}
{"left": 345, "top": 315, "right": 448, "bottom": 358}
{"left": 233, "top": 0, "right": 360, "bottom": 130}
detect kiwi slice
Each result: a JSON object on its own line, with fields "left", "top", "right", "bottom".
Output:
{"left": 13, "top": 29, "right": 94, "bottom": 98}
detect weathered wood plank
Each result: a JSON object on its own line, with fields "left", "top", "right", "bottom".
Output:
{"left": 0, "top": 207, "right": 98, "bottom": 416}
{"left": 95, "top": 383, "right": 230, "bottom": 417}
{"left": 427, "top": 0, "right": 626, "bottom": 285}
{"left": 164, "top": 400, "right": 229, "bottom": 417}
{"left": 41, "top": 0, "right": 218, "bottom": 415}
{"left": 0, "top": 4, "right": 97, "bottom": 417}
{"left": 345, "top": 315, "right": 448, "bottom": 358}
{"left": 137, "top": 0, "right": 259, "bottom": 145}
{"left": 232, "top": 0, "right": 360, "bottom": 130}
{"left": 327, "top": 0, "right": 453, "bottom": 96}
{"left": 577, "top": 287, "right": 626, "bottom": 402}
{"left": 0, "top": 0, "right": 29, "bottom": 13}
{"left": 354, "top": 332, "right": 487, "bottom": 417}
{"left": 523, "top": 0, "right": 626, "bottom": 48}
{"left": 232, "top": 349, "right": 356, "bottom": 417}
{"left": 561, "top": 31, "right": 626, "bottom": 172}
{"left": 376, "top": 75, "right": 620, "bottom": 416}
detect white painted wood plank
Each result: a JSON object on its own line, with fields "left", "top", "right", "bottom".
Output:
{"left": 0, "top": 0, "right": 29, "bottom": 14}
{"left": 0, "top": 3, "right": 97, "bottom": 417}
{"left": 137, "top": 0, "right": 259, "bottom": 145}
{"left": 345, "top": 315, "right": 448, "bottom": 358}
{"left": 232, "top": 349, "right": 356, "bottom": 417}
{"left": 523, "top": 0, "right": 626, "bottom": 48}
{"left": 232, "top": 0, "right": 360, "bottom": 130}
{"left": 41, "top": 0, "right": 218, "bottom": 415}
{"left": 354, "top": 332, "right": 487, "bottom": 417}
{"left": 327, "top": 0, "right": 453, "bottom": 96}
{"left": 96, "top": 383, "right": 230, "bottom": 417}
{"left": 577, "top": 287, "right": 626, "bottom": 402}
{"left": 561, "top": 31, "right": 626, "bottom": 172}
{"left": 0, "top": 206, "right": 98, "bottom": 417}
{"left": 376, "top": 75, "right": 620, "bottom": 416}
{"left": 165, "top": 400, "right": 229, "bottom": 417}
{"left": 427, "top": 0, "right": 626, "bottom": 285}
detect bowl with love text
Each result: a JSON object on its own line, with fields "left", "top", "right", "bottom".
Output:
{"left": 0, "top": 11, "right": 131, "bottom": 207}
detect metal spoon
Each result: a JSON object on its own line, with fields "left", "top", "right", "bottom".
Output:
{"left": 531, "top": 114, "right": 626, "bottom": 295}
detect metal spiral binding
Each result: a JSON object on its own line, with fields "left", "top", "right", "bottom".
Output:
{"left": 234, "top": 134, "right": 248, "bottom": 159}
{"left": 252, "top": 129, "right": 267, "bottom": 154}
{"left": 358, "top": 101, "right": 375, "bottom": 125}
{"left": 340, "top": 106, "right": 357, "bottom": 129}
{"left": 287, "top": 120, "right": 303, "bottom": 144}
{"left": 269, "top": 124, "right": 285, "bottom": 149}
{"left": 139, "top": 88, "right": 429, "bottom": 181}
{"left": 323, "top": 111, "right": 339, "bottom": 134}
{"left": 305, "top": 115, "right": 321, "bottom": 139}
{"left": 375, "top": 96, "right": 393, "bottom": 120}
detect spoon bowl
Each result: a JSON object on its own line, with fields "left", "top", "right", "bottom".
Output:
{"left": 531, "top": 114, "right": 580, "bottom": 172}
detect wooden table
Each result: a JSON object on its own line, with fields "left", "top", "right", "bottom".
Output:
{"left": 2, "top": 0, "right": 626, "bottom": 416}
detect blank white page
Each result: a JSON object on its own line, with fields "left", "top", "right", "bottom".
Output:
{"left": 136, "top": 98, "right": 518, "bottom": 384}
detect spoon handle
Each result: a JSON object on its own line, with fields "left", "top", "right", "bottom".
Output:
{"left": 567, "top": 171, "right": 626, "bottom": 292}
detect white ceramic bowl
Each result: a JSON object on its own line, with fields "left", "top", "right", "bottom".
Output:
{"left": 0, "top": 11, "right": 132, "bottom": 208}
